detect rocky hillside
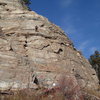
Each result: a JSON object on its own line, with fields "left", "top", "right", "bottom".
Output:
{"left": 0, "top": 0, "right": 100, "bottom": 99}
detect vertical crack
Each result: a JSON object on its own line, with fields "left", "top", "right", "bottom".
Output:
{"left": 23, "top": 35, "right": 28, "bottom": 49}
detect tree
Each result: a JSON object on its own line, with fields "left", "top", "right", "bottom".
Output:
{"left": 22, "top": 0, "right": 31, "bottom": 5}
{"left": 89, "top": 50, "right": 100, "bottom": 83}
{"left": 21, "top": 0, "right": 31, "bottom": 10}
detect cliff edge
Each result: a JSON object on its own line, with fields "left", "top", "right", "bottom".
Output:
{"left": 0, "top": 0, "right": 99, "bottom": 99}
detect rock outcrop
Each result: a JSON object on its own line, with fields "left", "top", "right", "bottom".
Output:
{"left": 0, "top": 0, "right": 99, "bottom": 97}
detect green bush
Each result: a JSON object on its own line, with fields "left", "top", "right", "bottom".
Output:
{"left": 22, "top": 0, "right": 31, "bottom": 5}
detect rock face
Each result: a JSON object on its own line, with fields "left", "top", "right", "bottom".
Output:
{"left": 0, "top": 0, "right": 99, "bottom": 93}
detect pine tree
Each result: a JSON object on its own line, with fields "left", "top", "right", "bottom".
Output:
{"left": 89, "top": 50, "right": 100, "bottom": 83}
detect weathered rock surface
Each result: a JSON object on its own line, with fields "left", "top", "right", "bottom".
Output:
{"left": 0, "top": 0, "right": 99, "bottom": 98}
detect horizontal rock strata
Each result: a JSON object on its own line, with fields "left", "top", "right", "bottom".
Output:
{"left": 0, "top": 1, "right": 99, "bottom": 98}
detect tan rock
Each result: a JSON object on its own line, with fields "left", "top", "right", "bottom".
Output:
{"left": 0, "top": 0, "right": 99, "bottom": 95}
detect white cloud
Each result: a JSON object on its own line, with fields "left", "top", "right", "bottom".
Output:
{"left": 89, "top": 47, "right": 98, "bottom": 54}
{"left": 64, "top": 25, "right": 76, "bottom": 34}
{"left": 78, "top": 40, "right": 90, "bottom": 51}
{"left": 61, "top": 16, "right": 77, "bottom": 34}
{"left": 60, "top": 0, "right": 74, "bottom": 8}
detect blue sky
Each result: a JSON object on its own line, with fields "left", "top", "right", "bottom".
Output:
{"left": 30, "top": 0, "right": 100, "bottom": 58}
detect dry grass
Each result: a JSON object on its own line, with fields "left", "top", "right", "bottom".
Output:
{"left": 0, "top": 88, "right": 65, "bottom": 100}
{"left": 0, "top": 75, "right": 84, "bottom": 100}
{"left": 84, "top": 89, "right": 100, "bottom": 98}
{"left": 2, "top": 75, "right": 98, "bottom": 100}
{"left": 82, "top": 85, "right": 100, "bottom": 99}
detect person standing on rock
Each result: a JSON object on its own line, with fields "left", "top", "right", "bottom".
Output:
{"left": 35, "top": 26, "right": 39, "bottom": 32}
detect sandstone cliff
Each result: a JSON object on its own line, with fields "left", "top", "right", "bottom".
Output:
{"left": 0, "top": 0, "right": 99, "bottom": 98}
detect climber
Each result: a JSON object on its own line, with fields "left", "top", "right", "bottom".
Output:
{"left": 35, "top": 26, "right": 38, "bottom": 32}
{"left": 0, "top": 27, "right": 4, "bottom": 37}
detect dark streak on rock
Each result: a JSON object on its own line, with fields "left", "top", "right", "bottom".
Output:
{"left": 54, "top": 48, "right": 63, "bottom": 54}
